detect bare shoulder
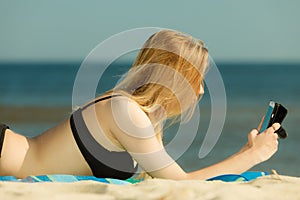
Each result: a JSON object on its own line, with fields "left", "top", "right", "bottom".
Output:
{"left": 105, "top": 95, "right": 154, "bottom": 139}
{"left": 107, "top": 95, "right": 151, "bottom": 125}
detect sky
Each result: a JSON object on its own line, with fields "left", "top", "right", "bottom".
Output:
{"left": 0, "top": 0, "right": 299, "bottom": 63}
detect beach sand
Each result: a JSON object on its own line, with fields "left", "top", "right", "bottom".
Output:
{"left": 0, "top": 175, "right": 299, "bottom": 200}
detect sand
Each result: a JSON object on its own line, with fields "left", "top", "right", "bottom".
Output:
{"left": 0, "top": 175, "right": 299, "bottom": 200}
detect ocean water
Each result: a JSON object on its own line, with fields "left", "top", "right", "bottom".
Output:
{"left": 0, "top": 62, "right": 299, "bottom": 177}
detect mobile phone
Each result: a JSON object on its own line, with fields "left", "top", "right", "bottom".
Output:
{"left": 260, "top": 101, "right": 288, "bottom": 139}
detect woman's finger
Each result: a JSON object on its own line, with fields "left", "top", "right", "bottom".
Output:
{"left": 272, "top": 123, "right": 281, "bottom": 132}
{"left": 248, "top": 128, "right": 259, "bottom": 146}
{"left": 265, "top": 123, "right": 281, "bottom": 134}
{"left": 257, "top": 116, "right": 265, "bottom": 132}
{"left": 273, "top": 132, "right": 279, "bottom": 140}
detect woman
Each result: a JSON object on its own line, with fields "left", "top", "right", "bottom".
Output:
{"left": 0, "top": 30, "right": 280, "bottom": 180}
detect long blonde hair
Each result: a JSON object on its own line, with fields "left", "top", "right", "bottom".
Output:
{"left": 109, "top": 30, "right": 208, "bottom": 131}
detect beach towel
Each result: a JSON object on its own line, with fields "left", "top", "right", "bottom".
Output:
{"left": 0, "top": 175, "right": 135, "bottom": 184}
{"left": 0, "top": 171, "right": 267, "bottom": 184}
{"left": 207, "top": 171, "right": 268, "bottom": 182}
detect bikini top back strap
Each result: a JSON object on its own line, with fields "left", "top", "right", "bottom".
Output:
{"left": 80, "top": 94, "right": 122, "bottom": 111}
{"left": 0, "top": 123, "right": 9, "bottom": 158}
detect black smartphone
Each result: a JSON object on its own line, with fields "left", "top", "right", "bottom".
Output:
{"left": 260, "top": 101, "right": 288, "bottom": 139}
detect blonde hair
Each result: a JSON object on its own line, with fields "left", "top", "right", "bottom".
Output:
{"left": 109, "top": 29, "right": 208, "bottom": 128}
{"left": 105, "top": 30, "right": 208, "bottom": 178}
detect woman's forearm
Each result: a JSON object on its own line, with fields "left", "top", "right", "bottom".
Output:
{"left": 187, "top": 125, "right": 280, "bottom": 180}
{"left": 186, "top": 148, "right": 259, "bottom": 180}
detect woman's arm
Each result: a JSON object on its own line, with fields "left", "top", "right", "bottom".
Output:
{"left": 187, "top": 117, "right": 280, "bottom": 180}
{"left": 108, "top": 96, "right": 280, "bottom": 180}
{"left": 187, "top": 124, "right": 279, "bottom": 179}
{"left": 107, "top": 96, "right": 188, "bottom": 180}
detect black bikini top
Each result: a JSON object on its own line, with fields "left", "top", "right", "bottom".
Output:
{"left": 70, "top": 95, "right": 138, "bottom": 179}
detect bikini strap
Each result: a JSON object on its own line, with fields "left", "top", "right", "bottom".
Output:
{"left": 0, "top": 123, "right": 9, "bottom": 158}
{"left": 80, "top": 94, "right": 122, "bottom": 111}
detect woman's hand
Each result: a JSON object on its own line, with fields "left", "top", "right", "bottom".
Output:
{"left": 246, "top": 123, "right": 280, "bottom": 164}
{"left": 187, "top": 118, "right": 281, "bottom": 180}
{"left": 240, "top": 115, "right": 280, "bottom": 165}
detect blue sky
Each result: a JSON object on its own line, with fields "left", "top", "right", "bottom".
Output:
{"left": 0, "top": 0, "right": 299, "bottom": 62}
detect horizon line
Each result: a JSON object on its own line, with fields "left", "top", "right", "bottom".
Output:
{"left": 0, "top": 60, "right": 299, "bottom": 66}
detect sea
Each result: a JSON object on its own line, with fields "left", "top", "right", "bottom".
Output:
{"left": 0, "top": 61, "right": 299, "bottom": 177}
